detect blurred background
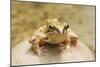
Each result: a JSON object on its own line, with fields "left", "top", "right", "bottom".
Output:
{"left": 11, "top": 0, "right": 95, "bottom": 52}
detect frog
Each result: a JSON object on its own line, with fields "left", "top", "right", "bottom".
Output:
{"left": 29, "top": 19, "right": 78, "bottom": 56}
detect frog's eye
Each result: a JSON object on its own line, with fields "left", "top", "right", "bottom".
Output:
{"left": 63, "top": 23, "right": 69, "bottom": 33}
{"left": 48, "top": 24, "right": 60, "bottom": 33}
{"left": 47, "top": 25, "right": 55, "bottom": 32}
{"left": 47, "top": 24, "right": 55, "bottom": 32}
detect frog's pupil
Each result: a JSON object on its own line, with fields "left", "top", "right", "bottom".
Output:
{"left": 49, "top": 25, "right": 54, "bottom": 29}
{"left": 65, "top": 24, "right": 69, "bottom": 29}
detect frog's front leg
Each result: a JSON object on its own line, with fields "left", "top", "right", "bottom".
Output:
{"left": 70, "top": 35, "right": 78, "bottom": 46}
{"left": 29, "top": 32, "right": 47, "bottom": 55}
{"left": 68, "top": 29, "right": 78, "bottom": 46}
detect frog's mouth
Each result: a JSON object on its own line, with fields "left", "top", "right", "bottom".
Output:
{"left": 38, "top": 36, "right": 69, "bottom": 53}
{"left": 38, "top": 39, "right": 67, "bottom": 48}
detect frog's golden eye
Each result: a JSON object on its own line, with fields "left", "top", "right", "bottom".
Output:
{"left": 48, "top": 24, "right": 60, "bottom": 33}
{"left": 47, "top": 24, "right": 55, "bottom": 32}
{"left": 63, "top": 23, "right": 69, "bottom": 33}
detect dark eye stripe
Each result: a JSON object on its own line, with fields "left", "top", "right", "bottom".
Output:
{"left": 63, "top": 23, "right": 69, "bottom": 33}
{"left": 53, "top": 25, "right": 60, "bottom": 33}
{"left": 47, "top": 24, "right": 60, "bottom": 33}
{"left": 46, "top": 24, "right": 54, "bottom": 32}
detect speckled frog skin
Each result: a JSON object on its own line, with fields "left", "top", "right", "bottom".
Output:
{"left": 29, "top": 19, "right": 78, "bottom": 56}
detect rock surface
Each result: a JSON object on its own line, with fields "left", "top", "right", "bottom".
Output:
{"left": 12, "top": 39, "right": 95, "bottom": 66}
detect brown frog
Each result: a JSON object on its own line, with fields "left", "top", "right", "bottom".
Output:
{"left": 29, "top": 19, "right": 78, "bottom": 56}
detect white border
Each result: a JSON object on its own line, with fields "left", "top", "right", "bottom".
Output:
{"left": 0, "top": 0, "right": 10, "bottom": 67}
